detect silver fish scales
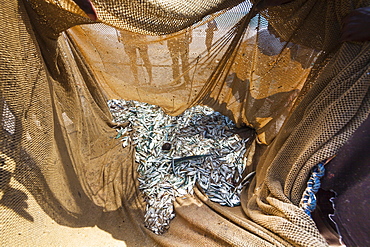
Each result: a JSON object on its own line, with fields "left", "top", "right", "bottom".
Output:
{"left": 108, "top": 99, "right": 251, "bottom": 234}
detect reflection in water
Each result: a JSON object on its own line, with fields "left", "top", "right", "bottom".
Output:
{"left": 118, "top": 30, "right": 153, "bottom": 84}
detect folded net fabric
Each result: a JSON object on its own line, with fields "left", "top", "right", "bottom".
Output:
{"left": 1, "top": 0, "right": 369, "bottom": 246}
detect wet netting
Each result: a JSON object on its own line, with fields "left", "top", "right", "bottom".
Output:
{"left": 1, "top": 0, "right": 369, "bottom": 246}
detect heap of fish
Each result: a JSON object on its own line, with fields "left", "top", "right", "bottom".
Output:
{"left": 108, "top": 99, "right": 251, "bottom": 234}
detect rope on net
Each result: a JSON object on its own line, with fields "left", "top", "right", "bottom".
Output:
{"left": 299, "top": 161, "right": 326, "bottom": 216}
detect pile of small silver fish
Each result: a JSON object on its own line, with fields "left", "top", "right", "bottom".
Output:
{"left": 108, "top": 99, "right": 250, "bottom": 234}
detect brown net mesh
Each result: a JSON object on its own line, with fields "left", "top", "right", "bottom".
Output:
{"left": 1, "top": 0, "right": 369, "bottom": 246}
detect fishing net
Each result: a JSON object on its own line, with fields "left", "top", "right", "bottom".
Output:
{"left": 1, "top": 0, "right": 369, "bottom": 246}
